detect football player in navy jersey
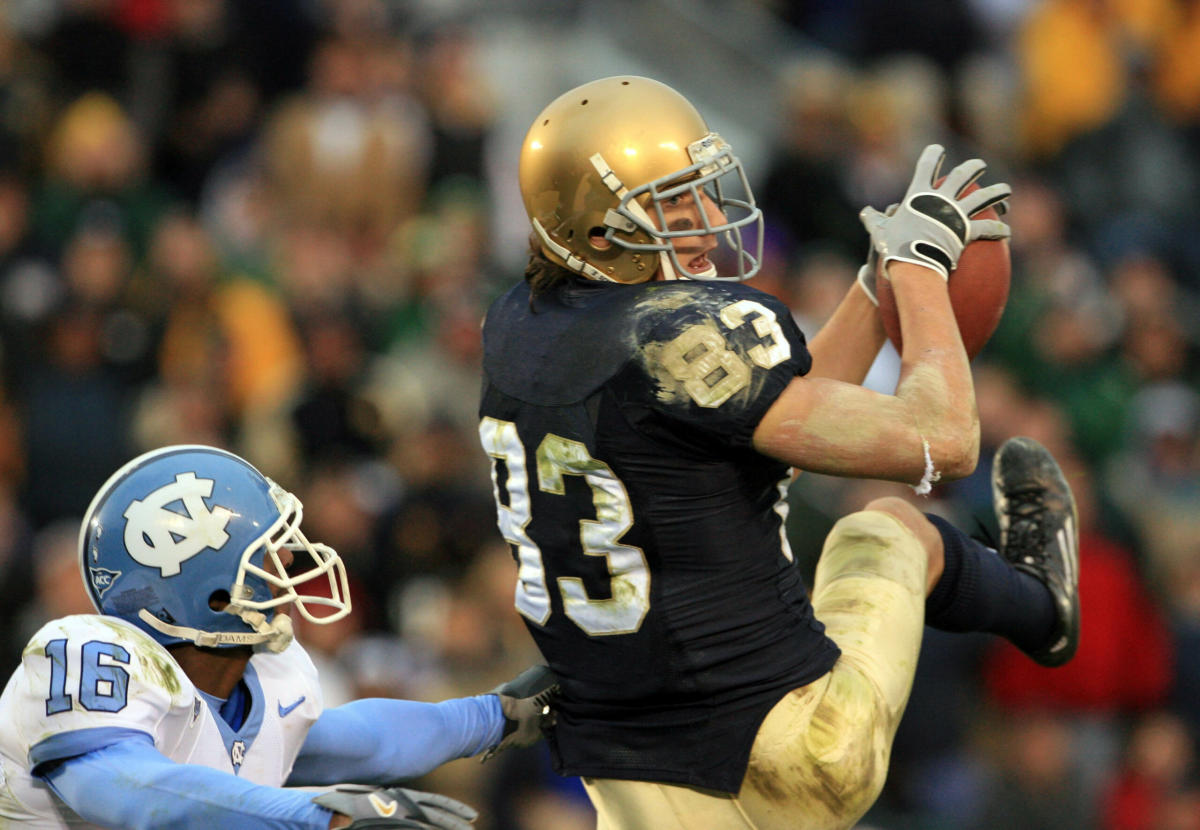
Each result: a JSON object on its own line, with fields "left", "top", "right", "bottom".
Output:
{"left": 0, "top": 445, "right": 557, "bottom": 830}
{"left": 477, "top": 75, "right": 1080, "bottom": 830}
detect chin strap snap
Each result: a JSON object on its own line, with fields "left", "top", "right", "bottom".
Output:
{"left": 233, "top": 607, "right": 295, "bottom": 653}
{"left": 590, "top": 153, "right": 681, "bottom": 282}
{"left": 531, "top": 218, "right": 615, "bottom": 282}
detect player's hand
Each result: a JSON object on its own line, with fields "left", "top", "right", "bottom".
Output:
{"left": 478, "top": 664, "right": 559, "bottom": 763}
{"left": 315, "top": 785, "right": 477, "bottom": 829}
{"left": 859, "top": 144, "right": 1010, "bottom": 280}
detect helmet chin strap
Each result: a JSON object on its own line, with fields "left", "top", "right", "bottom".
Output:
{"left": 657, "top": 250, "right": 681, "bottom": 281}
{"left": 234, "top": 607, "right": 295, "bottom": 653}
{"left": 531, "top": 218, "right": 615, "bottom": 282}
{"left": 591, "top": 153, "right": 683, "bottom": 282}
{"left": 137, "top": 606, "right": 295, "bottom": 653}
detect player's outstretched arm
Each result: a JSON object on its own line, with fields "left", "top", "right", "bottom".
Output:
{"left": 40, "top": 735, "right": 336, "bottom": 830}
{"left": 858, "top": 145, "right": 1009, "bottom": 479}
{"left": 754, "top": 259, "right": 979, "bottom": 486}
{"left": 753, "top": 146, "right": 1016, "bottom": 486}
{"left": 288, "top": 665, "right": 558, "bottom": 786}
{"left": 289, "top": 696, "right": 502, "bottom": 786}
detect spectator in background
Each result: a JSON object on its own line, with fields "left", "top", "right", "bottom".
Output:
{"left": 0, "top": 371, "right": 29, "bottom": 656}
{"left": 758, "top": 54, "right": 862, "bottom": 262}
{"left": 369, "top": 415, "right": 496, "bottom": 620}
{"left": 36, "top": 0, "right": 132, "bottom": 102}
{"left": 416, "top": 27, "right": 495, "bottom": 195}
{"left": 19, "top": 301, "right": 131, "bottom": 528}
{"left": 987, "top": 173, "right": 1137, "bottom": 468}
{"left": 128, "top": 211, "right": 305, "bottom": 469}
{"left": 1105, "top": 382, "right": 1200, "bottom": 602}
{"left": 14, "top": 518, "right": 92, "bottom": 641}
{"left": 1153, "top": 1, "right": 1200, "bottom": 130}
{"left": 149, "top": 0, "right": 265, "bottom": 204}
{"left": 31, "top": 92, "right": 174, "bottom": 260}
{"left": 0, "top": 170, "right": 60, "bottom": 389}
{"left": 0, "top": 18, "right": 55, "bottom": 174}
{"left": 1101, "top": 711, "right": 1199, "bottom": 830}
{"left": 1015, "top": 0, "right": 1174, "bottom": 160}
{"left": 261, "top": 34, "right": 430, "bottom": 253}
{"left": 974, "top": 711, "right": 1094, "bottom": 830}
{"left": 290, "top": 310, "right": 385, "bottom": 467}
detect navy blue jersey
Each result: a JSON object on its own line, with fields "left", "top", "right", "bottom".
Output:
{"left": 478, "top": 275, "right": 840, "bottom": 793}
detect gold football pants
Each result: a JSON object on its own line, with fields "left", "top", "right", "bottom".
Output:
{"left": 584, "top": 509, "right": 928, "bottom": 830}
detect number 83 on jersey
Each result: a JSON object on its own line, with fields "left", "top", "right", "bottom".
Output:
{"left": 479, "top": 419, "right": 649, "bottom": 638}
{"left": 479, "top": 297, "right": 791, "bottom": 638}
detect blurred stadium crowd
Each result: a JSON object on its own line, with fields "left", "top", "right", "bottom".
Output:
{"left": 0, "top": 1, "right": 1198, "bottom": 828}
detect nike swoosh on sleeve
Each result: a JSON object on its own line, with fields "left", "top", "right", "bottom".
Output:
{"left": 277, "top": 696, "right": 307, "bottom": 718}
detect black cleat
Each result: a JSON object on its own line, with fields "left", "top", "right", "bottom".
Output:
{"left": 479, "top": 664, "right": 559, "bottom": 762}
{"left": 992, "top": 436, "right": 1080, "bottom": 667}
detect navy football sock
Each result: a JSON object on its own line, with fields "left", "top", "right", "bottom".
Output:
{"left": 923, "top": 513, "right": 1057, "bottom": 654}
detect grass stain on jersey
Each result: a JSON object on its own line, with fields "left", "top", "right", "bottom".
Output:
{"left": 94, "top": 617, "right": 185, "bottom": 696}
{"left": 635, "top": 283, "right": 698, "bottom": 311}
{"left": 633, "top": 290, "right": 700, "bottom": 406}
{"left": 608, "top": 573, "right": 643, "bottom": 605}
{"left": 640, "top": 319, "right": 736, "bottom": 408}
{"left": 588, "top": 480, "right": 627, "bottom": 524}
{"left": 634, "top": 286, "right": 775, "bottom": 411}
{"left": 138, "top": 648, "right": 184, "bottom": 697}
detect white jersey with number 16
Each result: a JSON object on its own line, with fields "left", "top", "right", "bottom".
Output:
{"left": 0, "top": 614, "right": 323, "bottom": 828}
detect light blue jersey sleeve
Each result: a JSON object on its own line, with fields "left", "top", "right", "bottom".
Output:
{"left": 288, "top": 695, "right": 505, "bottom": 786}
{"left": 41, "top": 734, "right": 333, "bottom": 830}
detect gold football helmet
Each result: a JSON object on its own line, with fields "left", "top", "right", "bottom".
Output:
{"left": 519, "top": 76, "right": 762, "bottom": 284}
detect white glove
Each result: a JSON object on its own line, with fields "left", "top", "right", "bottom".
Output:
{"left": 859, "top": 144, "right": 1011, "bottom": 280}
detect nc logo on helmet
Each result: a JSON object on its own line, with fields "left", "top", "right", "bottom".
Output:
{"left": 123, "top": 473, "right": 234, "bottom": 576}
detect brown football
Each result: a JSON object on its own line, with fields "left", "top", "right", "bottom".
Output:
{"left": 875, "top": 182, "right": 1010, "bottom": 360}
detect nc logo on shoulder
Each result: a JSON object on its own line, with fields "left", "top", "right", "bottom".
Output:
{"left": 123, "top": 473, "right": 234, "bottom": 576}
{"left": 89, "top": 567, "right": 122, "bottom": 597}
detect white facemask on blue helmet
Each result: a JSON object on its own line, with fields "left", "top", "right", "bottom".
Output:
{"left": 78, "top": 445, "right": 351, "bottom": 653}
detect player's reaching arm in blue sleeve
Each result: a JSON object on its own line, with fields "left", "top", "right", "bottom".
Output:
{"left": 40, "top": 735, "right": 333, "bottom": 830}
{"left": 289, "top": 696, "right": 502, "bottom": 785}
{"left": 288, "top": 666, "right": 559, "bottom": 785}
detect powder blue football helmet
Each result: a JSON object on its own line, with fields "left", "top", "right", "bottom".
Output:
{"left": 78, "top": 445, "right": 350, "bottom": 651}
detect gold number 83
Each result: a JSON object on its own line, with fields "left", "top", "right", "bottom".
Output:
{"left": 659, "top": 299, "right": 790, "bottom": 408}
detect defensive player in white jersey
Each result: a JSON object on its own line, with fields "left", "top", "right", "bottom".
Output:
{"left": 0, "top": 445, "right": 558, "bottom": 829}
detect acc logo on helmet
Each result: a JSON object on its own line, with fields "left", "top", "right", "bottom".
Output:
{"left": 88, "top": 566, "right": 122, "bottom": 597}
